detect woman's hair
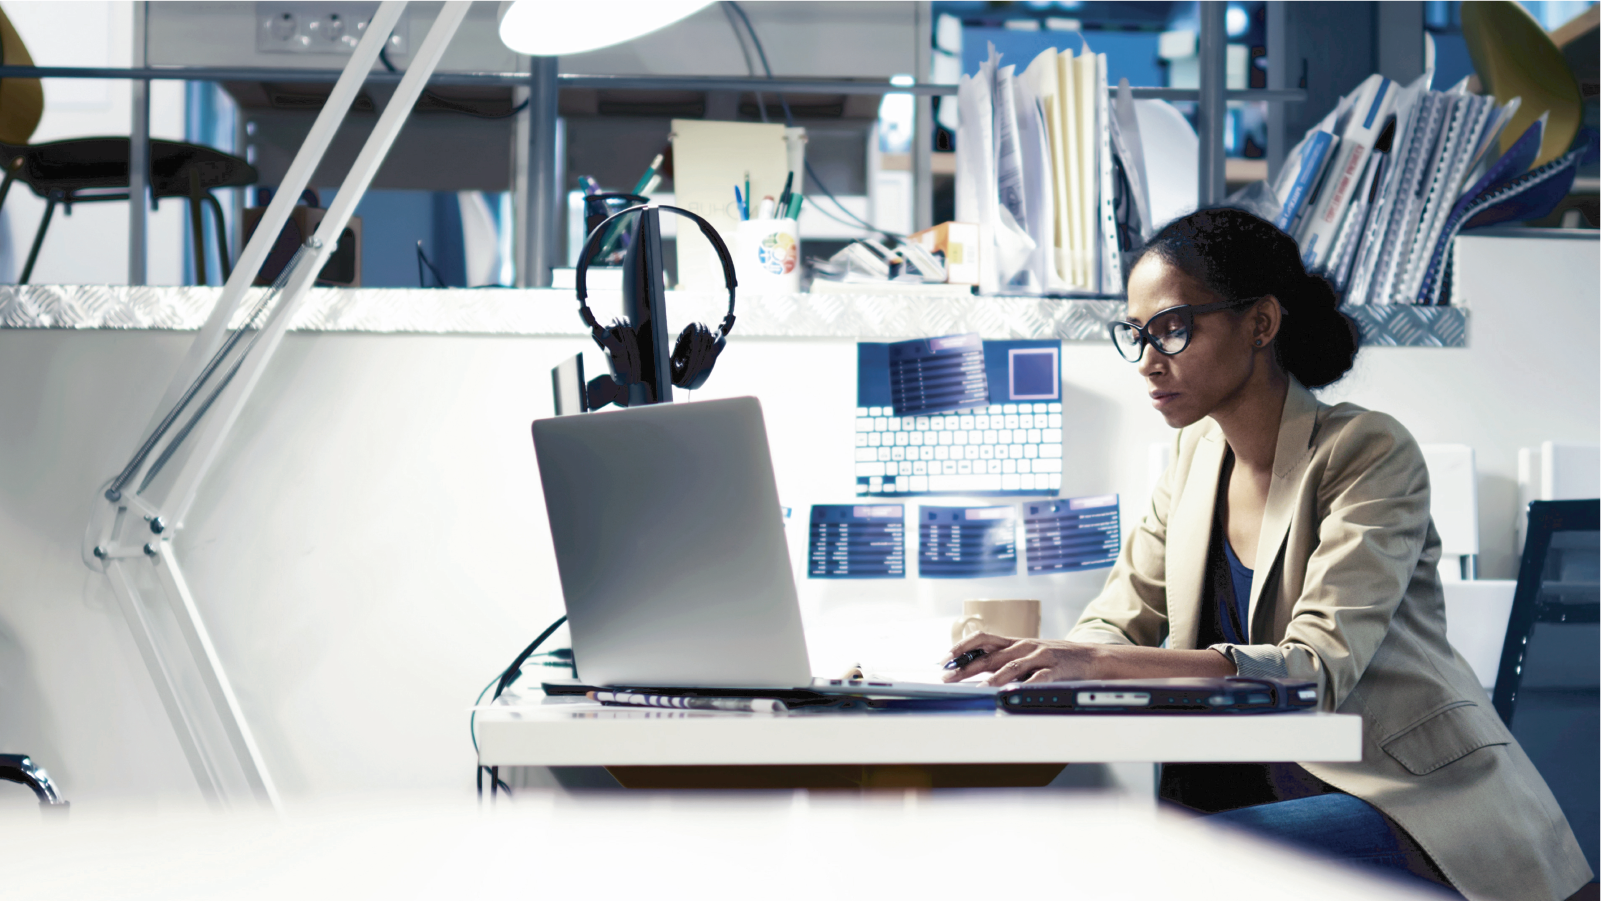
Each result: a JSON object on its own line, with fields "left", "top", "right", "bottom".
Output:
{"left": 1132, "top": 208, "right": 1360, "bottom": 388}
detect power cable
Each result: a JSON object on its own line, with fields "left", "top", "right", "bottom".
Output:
{"left": 380, "top": 46, "right": 529, "bottom": 119}
{"left": 472, "top": 614, "right": 569, "bottom": 799}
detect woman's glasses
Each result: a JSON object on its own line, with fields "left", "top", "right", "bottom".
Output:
{"left": 1107, "top": 296, "right": 1266, "bottom": 362}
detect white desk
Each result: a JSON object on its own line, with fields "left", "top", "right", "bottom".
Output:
{"left": 0, "top": 792, "right": 1441, "bottom": 901}
{"left": 475, "top": 695, "right": 1363, "bottom": 776}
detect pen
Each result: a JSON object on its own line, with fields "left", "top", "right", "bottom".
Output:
{"left": 631, "top": 153, "right": 664, "bottom": 195}
{"left": 777, "top": 171, "right": 794, "bottom": 211}
{"left": 757, "top": 195, "right": 775, "bottom": 219}
{"left": 744, "top": 171, "right": 751, "bottom": 218}
{"left": 588, "top": 690, "right": 788, "bottom": 713}
{"left": 734, "top": 185, "right": 746, "bottom": 220}
{"left": 944, "top": 648, "right": 986, "bottom": 671}
{"left": 786, "top": 193, "right": 804, "bottom": 220}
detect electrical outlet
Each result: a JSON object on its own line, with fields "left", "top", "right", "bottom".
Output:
{"left": 255, "top": 2, "right": 409, "bottom": 56}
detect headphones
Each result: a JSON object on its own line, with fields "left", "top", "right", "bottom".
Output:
{"left": 574, "top": 204, "right": 738, "bottom": 394}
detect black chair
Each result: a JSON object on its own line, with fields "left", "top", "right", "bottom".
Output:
{"left": 0, "top": 753, "right": 67, "bottom": 814}
{"left": 0, "top": 138, "right": 258, "bottom": 285}
{"left": 1494, "top": 499, "right": 1599, "bottom": 882}
{"left": 0, "top": 7, "right": 256, "bottom": 285}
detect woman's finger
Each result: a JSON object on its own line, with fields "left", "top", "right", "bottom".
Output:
{"left": 984, "top": 650, "right": 1048, "bottom": 686}
{"left": 946, "top": 631, "right": 1015, "bottom": 658}
{"left": 940, "top": 636, "right": 1035, "bottom": 681}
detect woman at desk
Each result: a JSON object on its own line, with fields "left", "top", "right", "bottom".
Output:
{"left": 942, "top": 209, "right": 1589, "bottom": 901}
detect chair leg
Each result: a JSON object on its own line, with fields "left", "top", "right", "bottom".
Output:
{"left": 204, "top": 192, "right": 232, "bottom": 282}
{"left": 0, "top": 170, "right": 16, "bottom": 219}
{"left": 188, "top": 168, "right": 207, "bottom": 285}
{"left": 19, "top": 190, "right": 59, "bottom": 286}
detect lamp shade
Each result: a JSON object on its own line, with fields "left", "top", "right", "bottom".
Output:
{"left": 498, "top": 0, "right": 712, "bottom": 57}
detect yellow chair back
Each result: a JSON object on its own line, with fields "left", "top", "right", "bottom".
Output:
{"left": 0, "top": 5, "right": 42, "bottom": 146}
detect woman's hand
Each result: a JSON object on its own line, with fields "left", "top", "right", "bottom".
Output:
{"left": 940, "top": 632, "right": 1105, "bottom": 686}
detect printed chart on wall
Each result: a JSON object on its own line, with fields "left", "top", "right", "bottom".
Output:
{"left": 1024, "top": 495, "right": 1120, "bottom": 573}
{"left": 917, "top": 505, "right": 1018, "bottom": 578}
{"left": 855, "top": 334, "right": 1064, "bottom": 498}
{"left": 808, "top": 505, "right": 906, "bottom": 578}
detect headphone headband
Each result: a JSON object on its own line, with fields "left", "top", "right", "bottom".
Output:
{"left": 574, "top": 204, "right": 738, "bottom": 340}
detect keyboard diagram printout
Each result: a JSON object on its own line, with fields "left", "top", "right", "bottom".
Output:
{"left": 857, "top": 337, "right": 1064, "bottom": 497}
{"left": 808, "top": 505, "right": 906, "bottom": 578}
{"left": 918, "top": 505, "right": 1018, "bottom": 578}
{"left": 1023, "top": 495, "right": 1121, "bottom": 573}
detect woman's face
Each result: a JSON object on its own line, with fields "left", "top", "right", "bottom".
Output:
{"left": 1123, "top": 255, "right": 1258, "bottom": 429}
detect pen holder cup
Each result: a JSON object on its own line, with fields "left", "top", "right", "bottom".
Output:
{"left": 734, "top": 218, "right": 801, "bottom": 296}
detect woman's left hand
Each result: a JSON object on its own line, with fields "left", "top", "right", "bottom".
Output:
{"left": 941, "top": 632, "right": 1105, "bottom": 686}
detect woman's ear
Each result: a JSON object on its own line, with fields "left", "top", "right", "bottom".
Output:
{"left": 1252, "top": 296, "right": 1284, "bottom": 348}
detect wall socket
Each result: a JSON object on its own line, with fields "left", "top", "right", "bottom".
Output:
{"left": 256, "top": 2, "right": 409, "bottom": 56}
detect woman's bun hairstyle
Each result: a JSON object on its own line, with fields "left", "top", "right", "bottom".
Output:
{"left": 1131, "top": 207, "right": 1359, "bottom": 388}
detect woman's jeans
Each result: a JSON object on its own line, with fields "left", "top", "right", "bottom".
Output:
{"left": 1206, "top": 792, "right": 1460, "bottom": 895}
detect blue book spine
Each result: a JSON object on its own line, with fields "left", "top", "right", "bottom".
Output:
{"left": 1275, "top": 131, "right": 1335, "bottom": 232}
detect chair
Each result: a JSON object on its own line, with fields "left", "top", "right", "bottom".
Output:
{"left": 0, "top": 7, "right": 257, "bottom": 285}
{"left": 1494, "top": 499, "right": 1599, "bottom": 881}
{"left": 0, "top": 754, "right": 67, "bottom": 813}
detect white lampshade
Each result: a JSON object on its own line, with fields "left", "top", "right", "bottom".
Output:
{"left": 498, "top": 0, "right": 712, "bottom": 57}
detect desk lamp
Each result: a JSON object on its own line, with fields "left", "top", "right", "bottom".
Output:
{"left": 84, "top": 0, "right": 708, "bottom": 810}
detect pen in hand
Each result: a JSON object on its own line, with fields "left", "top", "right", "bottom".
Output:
{"left": 944, "top": 648, "right": 986, "bottom": 671}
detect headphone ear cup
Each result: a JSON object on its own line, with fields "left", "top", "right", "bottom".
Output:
{"left": 604, "top": 321, "right": 643, "bottom": 385}
{"left": 670, "top": 322, "right": 721, "bottom": 390}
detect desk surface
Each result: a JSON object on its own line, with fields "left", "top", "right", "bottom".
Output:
{"left": 474, "top": 695, "right": 1363, "bottom": 768}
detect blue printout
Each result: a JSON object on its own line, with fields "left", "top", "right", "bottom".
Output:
{"left": 917, "top": 505, "right": 1018, "bottom": 578}
{"left": 1023, "top": 495, "right": 1121, "bottom": 573}
{"left": 886, "top": 333, "right": 989, "bottom": 417}
{"left": 808, "top": 504, "right": 906, "bottom": 578}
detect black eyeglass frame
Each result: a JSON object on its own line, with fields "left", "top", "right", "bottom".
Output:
{"left": 1107, "top": 295, "right": 1270, "bottom": 362}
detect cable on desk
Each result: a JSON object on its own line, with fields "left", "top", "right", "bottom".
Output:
{"left": 473, "top": 614, "right": 568, "bottom": 800}
{"left": 379, "top": 46, "right": 529, "bottom": 120}
{"left": 723, "top": 1, "right": 903, "bottom": 240}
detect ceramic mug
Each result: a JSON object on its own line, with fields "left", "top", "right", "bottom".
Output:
{"left": 734, "top": 218, "right": 801, "bottom": 295}
{"left": 951, "top": 598, "right": 1041, "bottom": 644}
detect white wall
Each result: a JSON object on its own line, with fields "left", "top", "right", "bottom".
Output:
{"left": 3, "top": 2, "right": 187, "bottom": 285}
{"left": 0, "top": 232, "right": 1592, "bottom": 805}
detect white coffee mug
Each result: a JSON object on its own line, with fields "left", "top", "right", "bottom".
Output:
{"left": 952, "top": 598, "right": 1042, "bottom": 644}
{"left": 735, "top": 218, "right": 801, "bottom": 295}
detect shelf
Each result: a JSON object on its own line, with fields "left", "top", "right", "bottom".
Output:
{"left": 0, "top": 285, "right": 1467, "bottom": 347}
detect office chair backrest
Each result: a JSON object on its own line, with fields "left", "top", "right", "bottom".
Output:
{"left": 1494, "top": 498, "right": 1599, "bottom": 877}
{"left": 0, "top": 7, "right": 41, "bottom": 146}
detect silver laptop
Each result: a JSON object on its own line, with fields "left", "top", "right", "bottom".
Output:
{"left": 531, "top": 396, "right": 995, "bottom": 698}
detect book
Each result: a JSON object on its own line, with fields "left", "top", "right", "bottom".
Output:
{"left": 1328, "top": 149, "right": 1385, "bottom": 290}
{"left": 1299, "top": 75, "right": 1396, "bottom": 272}
{"left": 1343, "top": 73, "right": 1431, "bottom": 305}
{"left": 1095, "top": 53, "right": 1123, "bottom": 294}
{"left": 1274, "top": 130, "right": 1337, "bottom": 233}
{"left": 1372, "top": 90, "right": 1451, "bottom": 304}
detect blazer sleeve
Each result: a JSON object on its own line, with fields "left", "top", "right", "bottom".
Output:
{"left": 1067, "top": 430, "right": 1182, "bottom": 647}
{"left": 1210, "top": 412, "right": 1432, "bottom": 706}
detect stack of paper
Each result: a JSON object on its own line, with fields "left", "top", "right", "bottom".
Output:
{"left": 1278, "top": 71, "right": 1582, "bottom": 306}
{"left": 956, "top": 43, "right": 1155, "bottom": 296}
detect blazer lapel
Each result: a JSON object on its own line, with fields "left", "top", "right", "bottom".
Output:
{"left": 1247, "top": 378, "right": 1323, "bottom": 636}
{"left": 1167, "top": 428, "right": 1226, "bottom": 650}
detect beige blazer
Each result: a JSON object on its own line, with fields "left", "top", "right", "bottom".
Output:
{"left": 1069, "top": 378, "right": 1591, "bottom": 901}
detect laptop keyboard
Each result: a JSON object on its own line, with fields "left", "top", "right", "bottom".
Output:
{"left": 853, "top": 402, "right": 1065, "bottom": 496}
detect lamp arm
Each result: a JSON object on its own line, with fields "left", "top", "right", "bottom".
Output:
{"left": 152, "top": 2, "right": 472, "bottom": 527}
{"left": 114, "top": 1, "right": 408, "bottom": 500}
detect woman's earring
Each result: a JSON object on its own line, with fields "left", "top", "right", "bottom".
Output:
{"left": 1254, "top": 339, "right": 1263, "bottom": 347}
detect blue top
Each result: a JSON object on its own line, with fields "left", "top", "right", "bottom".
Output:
{"left": 1220, "top": 541, "right": 1254, "bottom": 645}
